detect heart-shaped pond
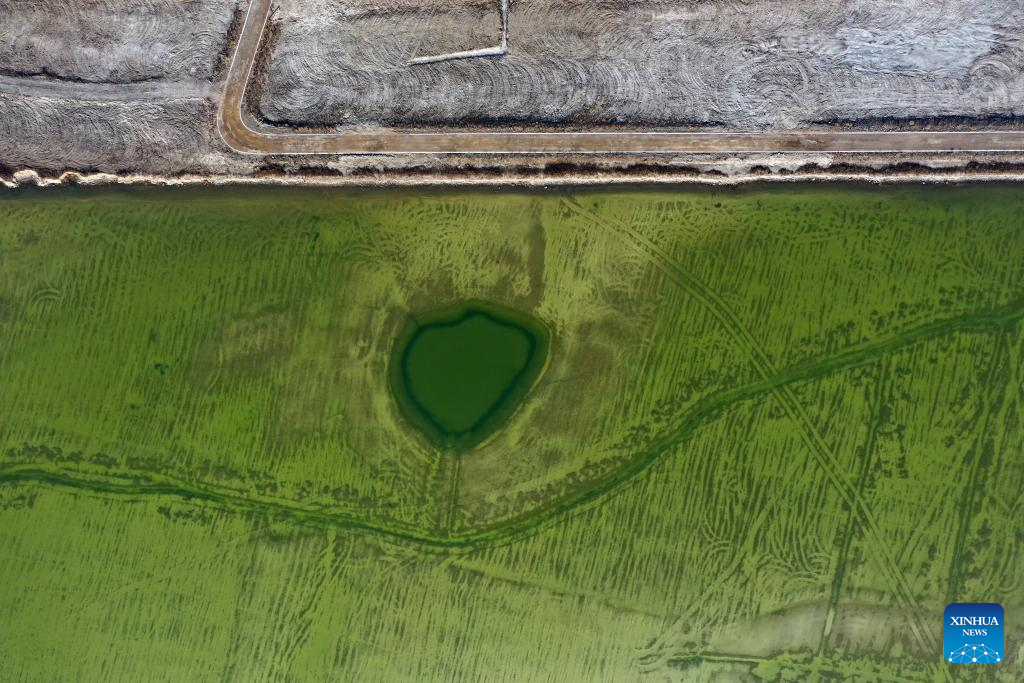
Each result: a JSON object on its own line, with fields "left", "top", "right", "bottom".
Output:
{"left": 389, "top": 300, "right": 550, "bottom": 450}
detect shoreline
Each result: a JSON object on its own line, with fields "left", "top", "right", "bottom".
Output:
{"left": 7, "top": 166, "right": 1024, "bottom": 190}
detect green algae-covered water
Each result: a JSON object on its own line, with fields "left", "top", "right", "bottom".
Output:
{"left": 390, "top": 300, "right": 549, "bottom": 450}
{"left": 1, "top": 185, "right": 1023, "bottom": 682}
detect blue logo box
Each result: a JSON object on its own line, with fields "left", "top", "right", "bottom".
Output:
{"left": 944, "top": 603, "right": 1003, "bottom": 663}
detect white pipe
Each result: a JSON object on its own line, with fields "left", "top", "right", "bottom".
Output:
{"left": 408, "top": 45, "right": 506, "bottom": 66}
{"left": 408, "top": 0, "right": 510, "bottom": 65}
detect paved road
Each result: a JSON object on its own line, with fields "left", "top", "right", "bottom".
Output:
{"left": 218, "top": 0, "right": 1024, "bottom": 155}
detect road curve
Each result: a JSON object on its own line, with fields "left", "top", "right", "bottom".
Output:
{"left": 219, "top": 0, "right": 1024, "bottom": 156}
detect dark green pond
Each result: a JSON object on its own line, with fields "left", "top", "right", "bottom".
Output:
{"left": 390, "top": 300, "right": 550, "bottom": 450}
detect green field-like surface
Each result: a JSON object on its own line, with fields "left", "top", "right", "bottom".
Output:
{"left": 0, "top": 186, "right": 1021, "bottom": 681}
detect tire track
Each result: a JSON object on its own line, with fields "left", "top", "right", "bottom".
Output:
{"left": 945, "top": 330, "right": 1010, "bottom": 603}
{"left": 817, "top": 361, "right": 887, "bottom": 654}
{"left": 0, "top": 74, "right": 216, "bottom": 102}
{"left": 1, "top": 295, "right": 1019, "bottom": 593}
{"left": 560, "top": 197, "right": 940, "bottom": 655}
{"left": 218, "top": 0, "right": 1024, "bottom": 155}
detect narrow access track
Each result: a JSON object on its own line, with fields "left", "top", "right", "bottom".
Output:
{"left": 219, "top": 0, "right": 1024, "bottom": 155}
{"left": 0, "top": 74, "right": 216, "bottom": 102}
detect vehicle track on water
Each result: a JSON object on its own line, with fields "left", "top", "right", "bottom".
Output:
{"left": 561, "top": 198, "right": 940, "bottom": 654}
{"left": 2, "top": 298, "right": 1021, "bottom": 566}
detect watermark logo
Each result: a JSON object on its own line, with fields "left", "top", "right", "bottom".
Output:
{"left": 944, "top": 603, "right": 1003, "bottom": 663}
